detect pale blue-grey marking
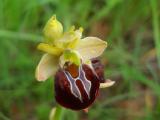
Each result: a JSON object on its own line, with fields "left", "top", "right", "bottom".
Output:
{"left": 64, "top": 65, "right": 91, "bottom": 102}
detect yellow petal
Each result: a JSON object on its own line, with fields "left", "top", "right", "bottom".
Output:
{"left": 75, "top": 27, "right": 83, "bottom": 39}
{"left": 37, "top": 43, "right": 63, "bottom": 56}
{"left": 76, "top": 37, "right": 107, "bottom": 61}
{"left": 43, "top": 15, "right": 63, "bottom": 43}
{"left": 67, "top": 38, "right": 80, "bottom": 49}
{"left": 100, "top": 79, "right": 115, "bottom": 88}
{"left": 35, "top": 54, "right": 58, "bottom": 81}
{"left": 54, "top": 27, "right": 83, "bottom": 49}
{"left": 66, "top": 28, "right": 83, "bottom": 49}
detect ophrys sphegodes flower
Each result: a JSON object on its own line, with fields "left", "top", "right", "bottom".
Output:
{"left": 35, "top": 15, "right": 115, "bottom": 111}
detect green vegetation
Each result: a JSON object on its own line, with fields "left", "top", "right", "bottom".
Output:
{"left": 0, "top": 0, "right": 160, "bottom": 119}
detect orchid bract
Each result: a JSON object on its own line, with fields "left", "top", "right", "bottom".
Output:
{"left": 35, "top": 15, "right": 115, "bottom": 111}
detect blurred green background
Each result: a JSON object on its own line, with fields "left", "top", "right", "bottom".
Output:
{"left": 0, "top": 0, "right": 160, "bottom": 120}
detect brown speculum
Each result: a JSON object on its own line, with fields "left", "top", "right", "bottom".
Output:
{"left": 55, "top": 62, "right": 101, "bottom": 110}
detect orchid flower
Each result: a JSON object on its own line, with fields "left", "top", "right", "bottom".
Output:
{"left": 35, "top": 15, "right": 115, "bottom": 111}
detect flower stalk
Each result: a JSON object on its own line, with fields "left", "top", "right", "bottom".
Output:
{"left": 49, "top": 105, "right": 64, "bottom": 120}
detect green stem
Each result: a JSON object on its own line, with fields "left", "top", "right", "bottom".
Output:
{"left": 150, "top": 0, "right": 160, "bottom": 68}
{"left": 50, "top": 105, "right": 64, "bottom": 120}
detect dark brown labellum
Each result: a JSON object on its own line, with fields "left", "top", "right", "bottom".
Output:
{"left": 91, "top": 58, "right": 105, "bottom": 83}
{"left": 54, "top": 63, "right": 100, "bottom": 110}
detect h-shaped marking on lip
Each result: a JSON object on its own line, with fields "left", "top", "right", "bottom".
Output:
{"left": 64, "top": 65, "right": 91, "bottom": 102}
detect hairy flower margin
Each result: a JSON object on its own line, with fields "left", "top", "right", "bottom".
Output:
{"left": 35, "top": 15, "right": 115, "bottom": 111}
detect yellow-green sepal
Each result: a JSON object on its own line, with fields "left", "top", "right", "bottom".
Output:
{"left": 76, "top": 37, "right": 107, "bottom": 61}
{"left": 35, "top": 54, "right": 59, "bottom": 81}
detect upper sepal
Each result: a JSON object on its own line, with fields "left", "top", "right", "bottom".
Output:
{"left": 43, "top": 15, "right": 63, "bottom": 43}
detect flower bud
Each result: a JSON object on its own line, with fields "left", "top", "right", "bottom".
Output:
{"left": 43, "top": 15, "right": 63, "bottom": 43}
